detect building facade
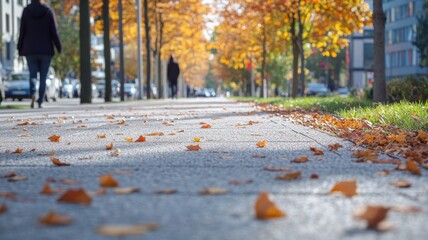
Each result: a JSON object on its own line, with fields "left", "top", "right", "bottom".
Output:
{"left": 384, "top": 0, "right": 428, "bottom": 79}
{"left": 0, "top": 0, "right": 30, "bottom": 73}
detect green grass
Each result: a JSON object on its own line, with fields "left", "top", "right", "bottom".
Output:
{"left": 235, "top": 96, "right": 428, "bottom": 131}
{"left": 0, "top": 104, "right": 29, "bottom": 110}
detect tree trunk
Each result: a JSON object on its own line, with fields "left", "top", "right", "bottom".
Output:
{"left": 290, "top": 17, "right": 299, "bottom": 98}
{"left": 79, "top": 0, "right": 92, "bottom": 103}
{"left": 158, "top": 15, "right": 164, "bottom": 99}
{"left": 118, "top": 0, "right": 125, "bottom": 101}
{"left": 298, "top": 6, "right": 305, "bottom": 96}
{"left": 103, "top": 0, "right": 112, "bottom": 102}
{"left": 261, "top": 17, "right": 267, "bottom": 98}
{"left": 373, "top": 0, "right": 387, "bottom": 103}
{"left": 143, "top": 0, "right": 152, "bottom": 99}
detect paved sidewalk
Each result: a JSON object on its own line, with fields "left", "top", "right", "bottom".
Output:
{"left": 0, "top": 98, "right": 426, "bottom": 240}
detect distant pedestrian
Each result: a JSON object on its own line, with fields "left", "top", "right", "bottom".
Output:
{"left": 17, "top": 0, "right": 61, "bottom": 108}
{"left": 167, "top": 56, "right": 180, "bottom": 99}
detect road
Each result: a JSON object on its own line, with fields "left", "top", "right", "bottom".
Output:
{"left": 0, "top": 98, "right": 426, "bottom": 240}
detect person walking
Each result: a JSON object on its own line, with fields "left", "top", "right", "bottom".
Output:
{"left": 17, "top": 0, "right": 61, "bottom": 108}
{"left": 167, "top": 56, "right": 180, "bottom": 99}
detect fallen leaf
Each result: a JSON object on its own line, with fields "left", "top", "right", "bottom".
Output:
{"left": 186, "top": 145, "right": 201, "bottom": 151}
{"left": 193, "top": 137, "right": 201, "bottom": 142}
{"left": 0, "top": 192, "right": 16, "bottom": 200}
{"left": 229, "top": 179, "right": 253, "bottom": 185}
{"left": 97, "top": 134, "right": 107, "bottom": 139}
{"left": 354, "top": 205, "right": 391, "bottom": 230}
{"left": 276, "top": 171, "right": 301, "bottom": 180}
{"left": 199, "top": 187, "right": 228, "bottom": 195}
{"left": 256, "top": 140, "right": 266, "bottom": 148}
{"left": 39, "top": 211, "right": 72, "bottom": 226}
{"left": 30, "top": 148, "right": 36, "bottom": 152}
{"left": 390, "top": 180, "right": 411, "bottom": 188}
{"left": 377, "top": 169, "right": 392, "bottom": 176}
{"left": 113, "top": 187, "right": 140, "bottom": 195}
{"left": 98, "top": 223, "right": 158, "bottom": 237}
{"left": 78, "top": 156, "right": 92, "bottom": 160}
{"left": 106, "top": 115, "right": 115, "bottom": 120}
{"left": 124, "top": 137, "right": 133, "bottom": 142}
{"left": 263, "top": 166, "right": 289, "bottom": 172}
{"left": 310, "top": 147, "right": 324, "bottom": 155}
{"left": 106, "top": 143, "right": 113, "bottom": 150}
{"left": 40, "top": 183, "right": 58, "bottom": 195}
{"left": 154, "top": 188, "right": 177, "bottom": 195}
{"left": 99, "top": 174, "right": 119, "bottom": 188}
{"left": 135, "top": 136, "right": 146, "bottom": 142}
{"left": 0, "top": 171, "right": 16, "bottom": 178}
{"left": 13, "top": 148, "right": 23, "bottom": 154}
{"left": 110, "top": 169, "right": 134, "bottom": 175}
{"left": 117, "top": 119, "right": 126, "bottom": 125}
{"left": 48, "top": 151, "right": 55, "bottom": 156}
{"left": 201, "top": 124, "right": 212, "bottom": 129}
{"left": 111, "top": 149, "right": 121, "bottom": 157}
{"left": 252, "top": 154, "right": 266, "bottom": 159}
{"left": 0, "top": 204, "right": 7, "bottom": 215}
{"left": 59, "top": 179, "right": 80, "bottom": 185}
{"left": 390, "top": 205, "right": 422, "bottom": 214}
{"left": 310, "top": 174, "right": 319, "bottom": 179}
{"left": 406, "top": 159, "right": 421, "bottom": 175}
{"left": 330, "top": 180, "right": 357, "bottom": 197}
{"left": 292, "top": 156, "right": 309, "bottom": 163}
{"left": 8, "top": 175, "right": 28, "bottom": 182}
{"left": 146, "top": 132, "right": 164, "bottom": 136}
{"left": 254, "top": 192, "right": 286, "bottom": 220}
{"left": 51, "top": 157, "right": 71, "bottom": 167}
{"left": 18, "top": 134, "right": 31, "bottom": 137}
{"left": 57, "top": 188, "right": 92, "bottom": 205}
{"left": 48, "top": 135, "right": 60, "bottom": 142}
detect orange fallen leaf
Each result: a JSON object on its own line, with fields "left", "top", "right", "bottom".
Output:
{"left": 254, "top": 192, "right": 285, "bottom": 220}
{"left": 95, "top": 188, "right": 107, "bottom": 196}
{"left": 406, "top": 159, "right": 421, "bottom": 175}
{"left": 256, "top": 140, "right": 266, "bottom": 148}
{"left": 354, "top": 205, "right": 391, "bottom": 230}
{"left": 201, "top": 124, "right": 212, "bottom": 129}
{"left": 98, "top": 223, "right": 158, "bottom": 237}
{"left": 51, "top": 157, "right": 71, "bottom": 167}
{"left": 390, "top": 180, "right": 411, "bottom": 188}
{"left": 13, "top": 148, "right": 23, "bottom": 154}
{"left": 97, "top": 134, "right": 107, "bottom": 139}
{"left": 117, "top": 119, "right": 126, "bottom": 125}
{"left": 106, "top": 143, "right": 113, "bottom": 150}
{"left": 276, "top": 171, "right": 301, "bottom": 180}
{"left": 8, "top": 175, "right": 28, "bottom": 182}
{"left": 40, "top": 183, "right": 58, "bottom": 195}
{"left": 154, "top": 188, "right": 177, "bottom": 195}
{"left": 99, "top": 174, "right": 119, "bottom": 188}
{"left": 135, "top": 136, "right": 146, "bottom": 142}
{"left": 113, "top": 187, "right": 140, "bottom": 195}
{"left": 39, "top": 211, "right": 72, "bottom": 226}
{"left": 292, "top": 156, "right": 309, "bottom": 163}
{"left": 193, "top": 137, "right": 201, "bottom": 142}
{"left": 199, "top": 187, "right": 228, "bottom": 195}
{"left": 48, "top": 135, "right": 60, "bottom": 142}
{"left": 57, "top": 188, "right": 92, "bottom": 205}
{"left": 0, "top": 203, "right": 7, "bottom": 214}
{"left": 186, "top": 145, "right": 201, "bottom": 151}
{"left": 310, "top": 147, "right": 324, "bottom": 155}
{"left": 330, "top": 180, "right": 357, "bottom": 197}
{"left": 124, "top": 137, "right": 133, "bottom": 142}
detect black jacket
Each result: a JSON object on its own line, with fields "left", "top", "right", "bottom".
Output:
{"left": 167, "top": 62, "right": 180, "bottom": 84}
{"left": 17, "top": 1, "right": 62, "bottom": 56}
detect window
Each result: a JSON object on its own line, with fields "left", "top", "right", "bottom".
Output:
{"left": 364, "top": 43, "right": 374, "bottom": 69}
{"left": 364, "top": 30, "right": 374, "bottom": 37}
{"left": 6, "top": 42, "right": 11, "bottom": 60}
{"left": 6, "top": 14, "right": 10, "bottom": 32}
{"left": 408, "top": 49, "right": 413, "bottom": 66}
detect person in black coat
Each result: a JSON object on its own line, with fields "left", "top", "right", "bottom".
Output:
{"left": 167, "top": 56, "right": 180, "bottom": 99}
{"left": 17, "top": 0, "right": 61, "bottom": 108}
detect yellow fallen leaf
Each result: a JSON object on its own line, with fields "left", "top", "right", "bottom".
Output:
{"left": 193, "top": 137, "right": 201, "bottom": 143}
{"left": 98, "top": 223, "right": 158, "bottom": 237}
{"left": 254, "top": 192, "right": 286, "bottom": 220}
{"left": 199, "top": 187, "right": 228, "bottom": 195}
{"left": 48, "top": 135, "right": 60, "bottom": 142}
{"left": 276, "top": 171, "right": 301, "bottom": 180}
{"left": 99, "top": 174, "right": 119, "bottom": 188}
{"left": 330, "top": 180, "right": 357, "bottom": 197}
{"left": 256, "top": 140, "right": 266, "bottom": 148}
{"left": 186, "top": 145, "right": 201, "bottom": 151}
{"left": 124, "top": 137, "right": 133, "bottom": 142}
{"left": 39, "top": 211, "right": 72, "bottom": 226}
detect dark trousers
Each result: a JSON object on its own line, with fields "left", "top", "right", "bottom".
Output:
{"left": 26, "top": 55, "right": 52, "bottom": 104}
{"left": 170, "top": 84, "right": 177, "bottom": 98}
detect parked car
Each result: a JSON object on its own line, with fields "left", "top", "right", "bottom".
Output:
{"left": 306, "top": 83, "right": 328, "bottom": 97}
{"left": 337, "top": 87, "right": 349, "bottom": 96}
{"left": 195, "top": 88, "right": 211, "bottom": 97}
{"left": 207, "top": 88, "right": 216, "bottom": 97}
{"left": 97, "top": 79, "right": 120, "bottom": 98}
{"left": 4, "top": 69, "right": 60, "bottom": 102}
{"left": 124, "top": 83, "right": 137, "bottom": 99}
{"left": 61, "top": 78, "right": 74, "bottom": 98}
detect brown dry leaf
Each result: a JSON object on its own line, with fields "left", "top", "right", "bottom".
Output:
{"left": 0, "top": 203, "right": 7, "bottom": 214}
{"left": 263, "top": 166, "right": 289, "bottom": 172}
{"left": 97, "top": 134, "right": 107, "bottom": 139}
{"left": 406, "top": 159, "right": 421, "bottom": 175}
{"left": 390, "top": 180, "right": 411, "bottom": 188}
{"left": 309, "top": 147, "right": 324, "bottom": 155}
{"left": 154, "top": 188, "right": 177, "bottom": 195}
{"left": 0, "top": 171, "right": 16, "bottom": 178}
{"left": 186, "top": 145, "right": 201, "bottom": 151}
{"left": 330, "top": 180, "right": 358, "bottom": 197}
{"left": 276, "top": 171, "right": 301, "bottom": 180}
{"left": 98, "top": 223, "right": 158, "bottom": 237}
{"left": 124, "top": 137, "right": 133, "bottom": 142}
{"left": 57, "top": 188, "right": 92, "bottom": 205}
{"left": 111, "top": 149, "right": 121, "bottom": 157}
{"left": 59, "top": 179, "right": 80, "bottom": 185}
{"left": 30, "top": 148, "right": 36, "bottom": 152}
{"left": 310, "top": 174, "right": 319, "bottom": 179}
{"left": 13, "top": 148, "right": 23, "bottom": 154}
{"left": 106, "top": 143, "right": 113, "bottom": 150}
{"left": 113, "top": 187, "right": 140, "bottom": 195}
{"left": 353, "top": 205, "right": 391, "bottom": 230}
{"left": 51, "top": 157, "right": 71, "bottom": 167}
{"left": 0, "top": 192, "right": 16, "bottom": 200}
{"left": 40, "top": 183, "right": 58, "bottom": 195}
{"left": 254, "top": 192, "right": 286, "bottom": 220}
{"left": 377, "top": 169, "right": 392, "bottom": 176}
{"left": 201, "top": 124, "right": 212, "bottom": 129}
{"left": 135, "top": 136, "right": 146, "bottom": 142}
{"left": 256, "top": 140, "right": 266, "bottom": 148}
{"left": 48, "top": 135, "right": 60, "bottom": 142}
{"left": 117, "top": 119, "right": 126, "bottom": 125}
{"left": 39, "top": 211, "right": 72, "bottom": 226}
{"left": 229, "top": 179, "right": 253, "bottom": 185}
{"left": 193, "top": 137, "right": 201, "bottom": 143}
{"left": 252, "top": 154, "right": 266, "bottom": 159}
{"left": 48, "top": 151, "right": 55, "bottom": 156}
{"left": 99, "top": 174, "right": 119, "bottom": 188}
{"left": 106, "top": 115, "right": 115, "bottom": 120}
{"left": 8, "top": 175, "right": 28, "bottom": 182}
{"left": 146, "top": 132, "right": 164, "bottom": 136}
{"left": 292, "top": 156, "right": 309, "bottom": 163}
{"left": 199, "top": 187, "right": 228, "bottom": 195}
